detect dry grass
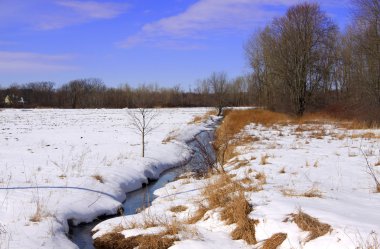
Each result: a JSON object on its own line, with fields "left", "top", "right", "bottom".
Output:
{"left": 170, "top": 205, "right": 188, "bottom": 213}
{"left": 188, "top": 110, "right": 217, "bottom": 125}
{"left": 233, "top": 160, "right": 250, "bottom": 170}
{"left": 281, "top": 187, "right": 322, "bottom": 198}
{"left": 187, "top": 205, "right": 208, "bottom": 224}
{"left": 356, "top": 232, "right": 380, "bottom": 249}
{"left": 287, "top": 210, "right": 331, "bottom": 242}
{"left": 241, "top": 177, "right": 252, "bottom": 185}
{"left": 221, "top": 191, "right": 258, "bottom": 244}
{"left": 262, "top": 233, "right": 287, "bottom": 249}
{"left": 351, "top": 132, "right": 380, "bottom": 139}
{"left": 187, "top": 174, "right": 259, "bottom": 244}
{"left": 279, "top": 167, "right": 286, "bottom": 174}
{"left": 92, "top": 174, "right": 104, "bottom": 183}
{"left": 30, "top": 201, "right": 50, "bottom": 223}
{"left": 95, "top": 214, "right": 195, "bottom": 249}
{"left": 161, "top": 135, "right": 176, "bottom": 144}
{"left": 94, "top": 232, "right": 177, "bottom": 249}
{"left": 260, "top": 154, "right": 270, "bottom": 165}
{"left": 214, "top": 109, "right": 289, "bottom": 163}
{"left": 29, "top": 204, "right": 43, "bottom": 222}
{"left": 255, "top": 172, "right": 267, "bottom": 184}
{"left": 341, "top": 120, "right": 380, "bottom": 130}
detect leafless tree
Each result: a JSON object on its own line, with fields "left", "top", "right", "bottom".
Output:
{"left": 246, "top": 3, "right": 338, "bottom": 116}
{"left": 128, "top": 108, "right": 159, "bottom": 157}
{"left": 352, "top": 0, "right": 380, "bottom": 106}
{"left": 207, "top": 72, "right": 229, "bottom": 116}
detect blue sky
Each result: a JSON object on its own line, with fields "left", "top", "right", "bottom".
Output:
{"left": 0, "top": 0, "right": 350, "bottom": 88}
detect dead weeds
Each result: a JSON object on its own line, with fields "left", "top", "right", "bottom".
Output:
{"left": 94, "top": 232, "right": 177, "bottom": 249}
{"left": 286, "top": 210, "right": 331, "bottom": 242}
{"left": 170, "top": 205, "right": 188, "bottom": 213}
{"left": 262, "top": 233, "right": 287, "bottom": 249}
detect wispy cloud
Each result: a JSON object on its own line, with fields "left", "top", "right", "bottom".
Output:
{"left": 119, "top": 0, "right": 300, "bottom": 49}
{"left": 37, "top": 1, "right": 128, "bottom": 30}
{"left": 56, "top": 1, "right": 127, "bottom": 18}
{"left": 0, "top": 51, "right": 77, "bottom": 72}
{"left": 0, "top": 0, "right": 128, "bottom": 30}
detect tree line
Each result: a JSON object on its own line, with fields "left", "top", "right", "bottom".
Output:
{"left": 245, "top": 0, "right": 380, "bottom": 122}
{"left": 0, "top": 75, "right": 254, "bottom": 110}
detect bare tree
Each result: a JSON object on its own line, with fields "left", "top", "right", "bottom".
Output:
{"left": 128, "top": 108, "right": 159, "bottom": 157}
{"left": 246, "top": 3, "right": 338, "bottom": 116}
{"left": 352, "top": 0, "right": 380, "bottom": 106}
{"left": 208, "top": 72, "right": 229, "bottom": 116}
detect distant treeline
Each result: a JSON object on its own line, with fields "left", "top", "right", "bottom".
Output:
{"left": 0, "top": 76, "right": 255, "bottom": 109}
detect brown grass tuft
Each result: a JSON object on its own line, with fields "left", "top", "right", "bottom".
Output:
{"left": 260, "top": 154, "right": 270, "bottom": 165}
{"left": 288, "top": 210, "right": 331, "bottom": 242}
{"left": 94, "top": 232, "right": 176, "bottom": 249}
{"left": 281, "top": 187, "right": 322, "bottom": 198}
{"left": 262, "top": 233, "right": 287, "bottom": 249}
{"left": 188, "top": 110, "right": 217, "bottom": 124}
{"left": 170, "top": 205, "right": 188, "bottom": 213}
{"left": 356, "top": 232, "right": 380, "bottom": 249}
{"left": 92, "top": 174, "right": 104, "bottom": 183}
{"left": 255, "top": 172, "right": 267, "bottom": 184}
{"left": 187, "top": 205, "right": 208, "bottom": 224}
{"left": 220, "top": 191, "right": 259, "bottom": 244}
{"left": 189, "top": 173, "right": 259, "bottom": 244}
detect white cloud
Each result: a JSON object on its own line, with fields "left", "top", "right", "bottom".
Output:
{"left": 56, "top": 1, "right": 128, "bottom": 19}
{"left": 119, "top": 0, "right": 300, "bottom": 48}
{"left": 0, "top": 51, "right": 77, "bottom": 72}
{"left": 36, "top": 1, "right": 128, "bottom": 30}
{"left": 0, "top": 0, "right": 128, "bottom": 30}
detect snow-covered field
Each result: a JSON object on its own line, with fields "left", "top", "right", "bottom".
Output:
{"left": 94, "top": 118, "right": 380, "bottom": 248}
{"left": 0, "top": 108, "right": 212, "bottom": 249}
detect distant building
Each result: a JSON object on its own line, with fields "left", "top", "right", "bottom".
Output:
{"left": 4, "top": 95, "right": 12, "bottom": 106}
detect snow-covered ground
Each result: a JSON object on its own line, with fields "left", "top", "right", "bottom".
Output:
{"left": 0, "top": 108, "right": 213, "bottom": 249}
{"left": 94, "top": 120, "right": 380, "bottom": 248}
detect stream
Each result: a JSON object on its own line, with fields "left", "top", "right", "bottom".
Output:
{"left": 69, "top": 131, "right": 214, "bottom": 249}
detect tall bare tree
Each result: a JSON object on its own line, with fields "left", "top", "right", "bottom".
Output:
{"left": 208, "top": 72, "right": 229, "bottom": 116}
{"left": 246, "top": 3, "right": 338, "bottom": 116}
{"left": 352, "top": 0, "right": 380, "bottom": 106}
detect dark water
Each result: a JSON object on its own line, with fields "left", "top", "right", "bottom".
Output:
{"left": 69, "top": 131, "right": 214, "bottom": 249}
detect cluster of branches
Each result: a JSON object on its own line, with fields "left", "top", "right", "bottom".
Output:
{"left": 0, "top": 75, "right": 254, "bottom": 111}
{"left": 245, "top": 0, "right": 380, "bottom": 122}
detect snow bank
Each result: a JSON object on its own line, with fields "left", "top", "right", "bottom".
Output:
{"left": 0, "top": 108, "right": 214, "bottom": 249}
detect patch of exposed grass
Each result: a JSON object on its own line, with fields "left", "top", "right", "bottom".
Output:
{"left": 92, "top": 174, "right": 104, "bottom": 183}
{"left": 255, "top": 172, "right": 267, "bottom": 184}
{"left": 287, "top": 210, "right": 331, "bottom": 242}
{"left": 187, "top": 205, "right": 208, "bottom": 224}
{"left": 188, "top": 110, "right": 217, "bottom": 125}
{"left": 187, "top": 173, "right": 259, "bottom": 244}
{"left": 262, "top": 233, "right": 287, "bottom": 249}
{"left": 260, "top": 154, "right": 270, "bottom": 165}
{"left": 281, "top": 187, "right": 322, "bottom": 198}
{"left": 170, "top": 205, "right": 188, "bottom": 213}
{"left": 94, "top": 232, "right": 177, "bottom": 249}
{"left": 356, "top": 231, "right": 380, "bottom": 249}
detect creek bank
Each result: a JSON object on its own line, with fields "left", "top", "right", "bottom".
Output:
{"left": 69, "top": 129, "right": 216, "bottom": 249}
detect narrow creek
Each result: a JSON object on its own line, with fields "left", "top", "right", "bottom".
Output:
{"left": 69, "top": 130, "right": 215, "bottom": 249}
